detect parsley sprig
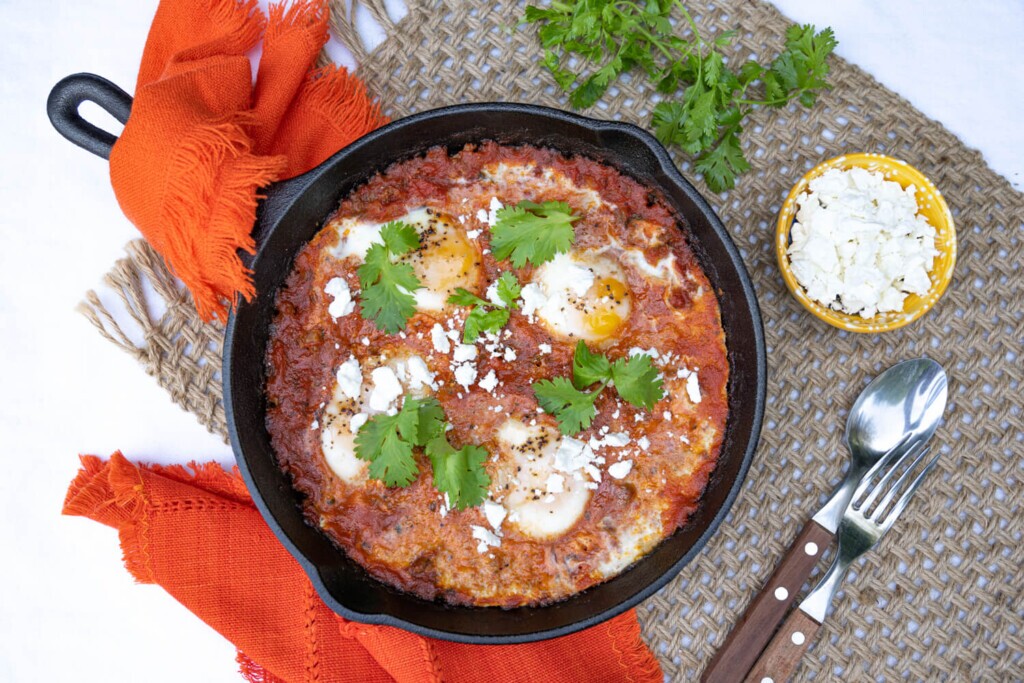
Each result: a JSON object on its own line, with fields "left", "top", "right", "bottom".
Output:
{"left": 490, "top": 200, "right": 579, "bottom": 268}
{"left": 447, "top": 272, "right": 521, "bottom": 343}
{"left": 533, "top": 342, "right": 664, "bottom": 435}
{"left": 524, "top": 1, "right": 837, "bottom": 191}
{"left": 353, "top": 396, "right": 491, "bottom": 509}
{"left": 357, "top": 221, "right": 421, "bottom": 334}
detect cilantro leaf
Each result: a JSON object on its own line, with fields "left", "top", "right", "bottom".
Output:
{"left": 534, "top": 377, "right": 600, "bottom": 435}
{"left": 572, "top": 339, "right": 612, "bottom": 388}
{"left": 695, "top": 129, "right": 750, "bottom": 193}
{"left": 447, "top": 288, "right": 491, "bottom": 308}
{"left": 357, "top": 221, "right": 421, "bottom": 334}
{"left": 490, "top": 201, "right": 578, "bottom": 268}
{"left": 611, "top": 354, "right": 664, "bottom": 409}
{"left": 463, "top": 307, "right": 511, "bottom": 344}
{"left": 447, "top": 272, "right": 521, "bottom": 343}
{"left": 426, "top": 433, "right": 491, "bottom": 510}
{"left": 496, "top": 271, "right": 522, "bottom": 307}
{"left": 354, "top": 398, "right": 425, "bottom": 487}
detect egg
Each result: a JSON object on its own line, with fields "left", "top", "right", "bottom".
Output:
{"left": 319, "top": 352, "right": 438, "bottom": 485}
{"left": 491, "top": 419, "right": 592, "bottom": 539}
{"left": 330, "top": 207, "right": 481, "bottom": 312}
{"left": 521, "top": 251, "right": 631, "bottom": 342}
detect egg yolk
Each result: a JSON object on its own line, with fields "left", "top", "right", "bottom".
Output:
{"left": 404, "top": 217, "right": 478, "bottom": 297}
{"left": 584, "top": 277, "right": 629, "bottom": 337}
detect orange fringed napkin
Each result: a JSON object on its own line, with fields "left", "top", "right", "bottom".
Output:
{"left": 109, "top": 0, "right": 386, "bottom": 322}
{"left": 64, "top": 453, "right": 664, "bottom": 682}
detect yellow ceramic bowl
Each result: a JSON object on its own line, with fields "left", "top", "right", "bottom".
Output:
{"left": 776, "top": 153, "right": 957, "bottom": 333}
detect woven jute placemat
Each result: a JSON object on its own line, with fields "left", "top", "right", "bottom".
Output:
{"left": 81, "top": 0, "right": 1023, "bottom": 679}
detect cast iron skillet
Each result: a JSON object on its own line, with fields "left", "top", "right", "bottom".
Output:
{"left": 49, "top": 72, "right": 766, "bottom": 644}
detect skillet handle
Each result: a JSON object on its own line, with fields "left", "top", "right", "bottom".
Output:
{"left": 47, "top": 73, "right": 133, "bottom": 160}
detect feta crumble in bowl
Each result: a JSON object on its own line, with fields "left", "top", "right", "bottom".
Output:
{"left": 776, "top": 153, "right": 956, "bottom": 333}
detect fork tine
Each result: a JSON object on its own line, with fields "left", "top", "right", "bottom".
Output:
{"left": 870, "top": 445, "right": 933, "bottom": 521}
{"left": 879, "top": 449, "right": 941, "bottom": 528}
{"left": 859, "top": 440, "right": 927, "bottom": 511}
{"left": 852, "top": 435, "right": 917, "bottom": 505}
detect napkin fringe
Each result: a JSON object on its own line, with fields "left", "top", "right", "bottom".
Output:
{"left": 205, "top": 0, "right": 265, "bottom": 55}
{"left": 265, "top": 0, "right": 329, "bottom": 47}
{"left": 607, "top": 610, "right": 664, "bottom": 683}
{"left": 157, "top": 115, "right": 287, "bottom": 322}
{"left": 302, "top": 64, "right": 387, "bottom": 146}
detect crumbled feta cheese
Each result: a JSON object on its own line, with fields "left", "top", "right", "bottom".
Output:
{"left": 361, "top": 337, "right": 370, "bottom": 346}
{"left": 406, "top": 355, "right": 438, "bottom": 391}
{"left": 787, "top": 167, "right": 938, "bottom": 318}
{"left": 545, "top": 473, "right": 565, "bottom": 494}
{"left": 430, "top": 323, "right": 451, "bottom": 354}
{"left": 607, "top": 460, "right": 633, "bottom": 479}
{"left": 503, "top": 347, "right": 517, "bottom": 362}
{"left": 368, "top": 367, "right": 403, "bottom": 412}
{"left": 542, "top": 253, "right": 595, "bottom": 297}
{"left": 483, "top": 500, "right": 507, "bottom": 530}
{"left": 310, "top": 419, "right": 319, "bottom": 430}
{"left": 485, "top": 280, "right": 503, "bottom": 306}
{"left": 685, "top": 371, "right": 702, "bottom": 404}
{"left": 478, "top": 370, "right": 499, "bottom": 393}
{"left": 538, "top": 343, "right": 552, "bottom": 354}
{"left": 349, "top": 413, "right": 368, "bottom": 433}
{"left": 471, "top": 524, "right": 502, "bottom": 552}
{"left": 637, "top": 436, "right": 651, "bottom": 451}
{"left": 454, "top": 363, "right": 478, "bottom": 389}
{"left": 629, "top": 347, "right": 660, "bottom": 360}
{"left": 324, "top": 277, "right": 355, "bottom": 318}
{"left": 519, "top": 283, "right": 548, "bottom": 319}
{"left": 466, "top": 228, "right": 481, "bottom": 239}
{"left": 453, "top": 344, "right": 478, "bottom": 363}
{"left": 335, "top": 357, "right": 363, "bottom": 400}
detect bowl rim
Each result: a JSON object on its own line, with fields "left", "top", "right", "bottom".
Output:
{"left": 775, "top": 152, "right": 957, "bottom": 333}
{"left": 224, "top": 101, "right": 767, "bottom": 643}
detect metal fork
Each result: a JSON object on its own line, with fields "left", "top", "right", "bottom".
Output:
{"left": 742, "top": 440, "right": 941, "bottom": 683}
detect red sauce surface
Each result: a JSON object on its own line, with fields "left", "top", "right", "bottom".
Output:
{"left": 265, "top": 142, "right": 729, "bottom": 606}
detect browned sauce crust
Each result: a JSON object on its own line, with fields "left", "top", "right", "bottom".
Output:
{"left": 265, "top": 142, "right": 729, "bottom": 607}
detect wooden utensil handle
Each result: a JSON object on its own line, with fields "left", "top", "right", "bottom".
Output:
{"left": 742, "top": 609, "right": 822, "bottom": 683}
{"left": 700, "top": 519, "right": 832, "bottom": 683}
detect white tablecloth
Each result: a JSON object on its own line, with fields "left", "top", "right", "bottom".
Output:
{"left": 0, "top": 0, "right": 1020, "bottom": 679}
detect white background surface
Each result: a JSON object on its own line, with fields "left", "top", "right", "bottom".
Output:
{"left": 1, "top": 1, "right": 1021, "bottom": 680}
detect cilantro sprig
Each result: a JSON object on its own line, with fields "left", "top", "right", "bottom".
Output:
{"left": 524, "top": 2, "right": 837, "bottom": 191}
{"left": 353, "top": 395, "right": 491, "bottom": 508}
{"left": 533, "top": 342, "right": 665, "bottom": 435}
{"left": 447, "top": 272, "right": 521, "bottom": 343}
{"left": 490, "top": 200, "right": 579, "bottom": 268}
{"left": 357, "top": 221, "right": 421, "bottom": 334}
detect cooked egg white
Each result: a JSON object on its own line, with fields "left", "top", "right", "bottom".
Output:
{"left": 319, "top": 352, "right": 438, "bottom": 484}
{"left": 521, "top": 251, "right": 632, "bottom": 342}
{"left": 491, "top": 419, "right": 592, "bottom": 538}
{"left": 330, "top": 207, "right": 481, "bottom": 312}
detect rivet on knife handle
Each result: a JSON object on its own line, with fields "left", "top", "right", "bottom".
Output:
{"left": 740, "top": 608, "right": 822, "bottom": 683}
{"left": 700, "top": 519, "right": 831, "bottom": 683}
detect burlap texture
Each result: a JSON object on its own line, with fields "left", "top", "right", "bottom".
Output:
{"left": 79, "top": 1, "right": 1023, "bottom": 680}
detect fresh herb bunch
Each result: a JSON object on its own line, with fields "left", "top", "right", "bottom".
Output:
{"left": 354, "top": 396, "right": 491, "bottom": 508}
{"left": 357, "top": 221, "right": 422, "bottom": 333}
{"left": 490, "top": 200, "right": 579, "bottom": 267}
{"left": 534, "top": 341, "right": 664, "bottom": 434}
{"left": 524, "top": 1, "right": 837, "bottom": 191}
{"left": 447, "top": 271, "right": 522, "bottom": 343}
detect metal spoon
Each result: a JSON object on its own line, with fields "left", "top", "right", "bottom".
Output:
{"left": 813, "top": 357, "right": 948, "bottom": 534}
{"left": 701, "top": 358, "right": 948, "bottom": 683}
